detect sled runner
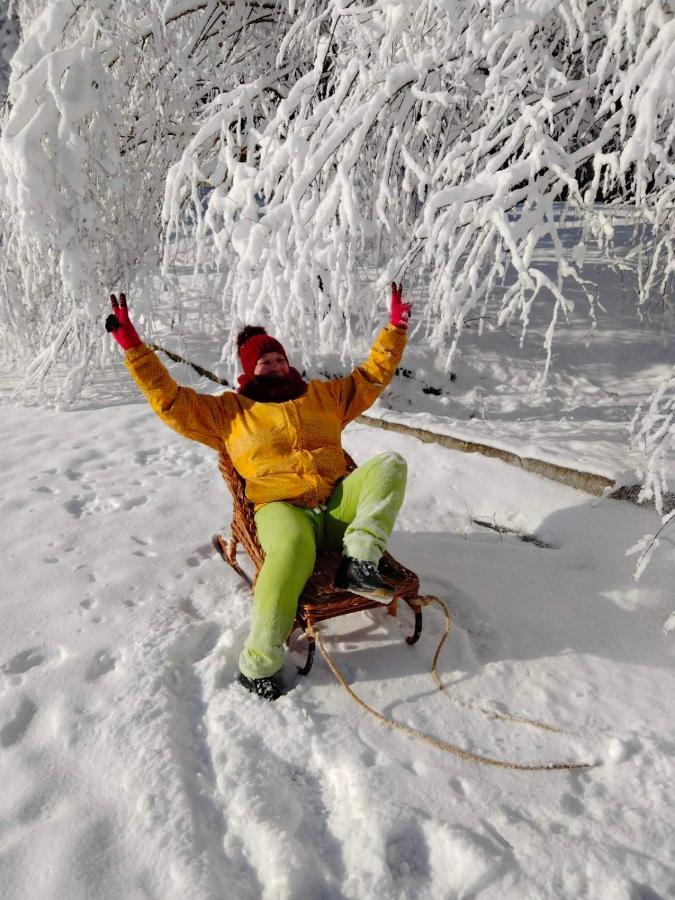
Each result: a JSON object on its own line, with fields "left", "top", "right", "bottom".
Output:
{"left": 212, "top": 450, "right": 425, "bottom": 676}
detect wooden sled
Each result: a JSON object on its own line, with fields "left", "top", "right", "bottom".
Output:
{"left": 212, "top": 450, "right": 425, "bottom": 676}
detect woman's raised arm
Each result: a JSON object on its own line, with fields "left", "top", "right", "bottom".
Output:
{"left": 329, "top": 282, "right": 411, "bottom": 426}
{"left": 106, "top": 293, "right": 235, "bottom": 451}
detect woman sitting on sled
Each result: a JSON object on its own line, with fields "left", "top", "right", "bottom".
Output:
{"left": 106, "top": 284, "right": 411, "bottom": 701}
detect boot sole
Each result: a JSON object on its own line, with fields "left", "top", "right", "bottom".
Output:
{"left": 337, "top": 583, "right": 394, "bottom": 604}
{"left": 237, "top": 672, "right": 283, "bottom": 701}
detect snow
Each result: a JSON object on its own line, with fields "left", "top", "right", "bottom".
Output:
{"left": 1, "top": 306, "right": 674, "bottom": 897}
{"left": 2, "top": 4, "right": 674, "bottom": 893}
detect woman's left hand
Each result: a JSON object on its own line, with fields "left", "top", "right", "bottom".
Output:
{"left": 105, "top": 293, "right": 142, "bottom": 350}
{"left": 389, "top": 282, "right": 411, "bottom": 331}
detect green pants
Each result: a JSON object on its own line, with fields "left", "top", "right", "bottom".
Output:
{"left": 239, "top": 451, "right": 407, "bottom": 679}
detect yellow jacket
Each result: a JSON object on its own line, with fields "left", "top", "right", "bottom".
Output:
{"left": 125, "top": 325, "right": 406, "bottom": 509}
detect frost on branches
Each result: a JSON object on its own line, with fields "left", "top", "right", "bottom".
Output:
{"left": 628, "top": 372, "right": 675, "bottom": 585}
{"left": 0, "top": 2, "right": 673, "bottom": 409}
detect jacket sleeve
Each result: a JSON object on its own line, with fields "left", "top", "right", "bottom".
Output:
{"left": 124, "top": 345, "right": 236, "bottom": 451}
{"left": 328, "top": 325, "right": 407, "bottom": 427}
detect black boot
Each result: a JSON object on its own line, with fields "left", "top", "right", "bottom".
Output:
{"left": 238, "top": 671, "right": 282, "bottom": 701}
{"left": 334, "top": 556, "right": 394, "bottom": 603}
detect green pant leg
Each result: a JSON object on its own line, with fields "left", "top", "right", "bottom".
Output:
{"left": 239, "top": 502, "right": 318, "bottom": 679}
{"left": 324, "top": 451, "right": 407, "bottom": 563}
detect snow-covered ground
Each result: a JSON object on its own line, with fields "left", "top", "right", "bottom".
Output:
{"left": 1, "top": 287, "right": 674, "bottom": 898}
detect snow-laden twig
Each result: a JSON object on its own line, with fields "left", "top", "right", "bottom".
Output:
{"left": 627, "top": 508, "right": 675, "bottom": 581}
{"left": 628, "top": 370, "right": 675, "bottom": 593}
{"left": 630, "top": 371, "right": 675, "bottom": 517}
{"left": 0, "top": 1, "right": 673, "bottom": 401}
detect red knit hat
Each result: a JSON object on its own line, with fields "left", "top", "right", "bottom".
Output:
{"left": 238, "top": 332, "right": 288, "bottom": 380}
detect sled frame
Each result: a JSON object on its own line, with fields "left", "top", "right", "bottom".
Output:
{"left": 213, "top": 450, "right": 424, "bottom": 676}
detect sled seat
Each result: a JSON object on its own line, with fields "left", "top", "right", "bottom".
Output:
{"left": 213, "top": 450, "right": 424, "bottom": 676}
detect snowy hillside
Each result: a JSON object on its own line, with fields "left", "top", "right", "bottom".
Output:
{"left": 1, "top": 311, "right": 674, "bottom": 898}
{"left": 2, "top": 2, "right": 674, "bottom": 895}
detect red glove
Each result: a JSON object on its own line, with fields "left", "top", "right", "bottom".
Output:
{"left": 105, "top": 293, "right": 142, "bottom": 350}
{"left": 389, "top": 282, "right": 411, "bottom": 330}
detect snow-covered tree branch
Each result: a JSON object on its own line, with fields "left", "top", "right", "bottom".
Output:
{"left": 628, "top": 370, "right": 675, "bottom": 582}
{"left": 0, "top": 3, "right": 673, "bottom": 444}
{"left": 0, "top": 0, "right": 288, "bottom": 398}
{"left": 161, "top": 0, "right": 675, "bottom": 370}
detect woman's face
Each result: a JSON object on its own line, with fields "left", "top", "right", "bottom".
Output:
{"left": 253, "top": 351, "right": 290, "bottom": 378}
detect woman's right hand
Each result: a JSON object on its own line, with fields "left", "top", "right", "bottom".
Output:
{"left": 389, "top": 282, "right": 411, "bottom": 331}
{"left": 105, "top": 293, "right": 142, "bottom": 350}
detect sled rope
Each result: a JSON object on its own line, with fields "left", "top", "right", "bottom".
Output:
{"left": 215, "top": 537, "right": 593, "bottom": 768}
{"left": 420, "top": 595, "right": 566, "bottom": 735}
{"left": 312, "top": 619, "right": 599, "bottom": 772}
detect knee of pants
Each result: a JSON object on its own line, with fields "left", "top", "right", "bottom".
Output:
{"left": 383, "top": 451, "right": 407, "bottom": 467}
{"left": 376, "top": 451, "right": 407, "bottom": 476}
{"left": 263, "top": 530, "right": 316, "bottom": 580}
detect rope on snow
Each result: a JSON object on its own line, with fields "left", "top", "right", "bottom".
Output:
{"left": 312, "top": 597, "right": 600, "bottom": 772}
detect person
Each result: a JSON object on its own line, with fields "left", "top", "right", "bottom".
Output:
{"left": 106, "top": 284, "right": 411, "bottom": 700}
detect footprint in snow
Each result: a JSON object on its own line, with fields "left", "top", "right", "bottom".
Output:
{"left": 195, "top": 543, "right": 215, "bottom": 560}
{"left": 2, "top": 646, "right": 64, "bottom": 687}
{"left": 178, "top": 598, "right": 203, "bottom": 619}
{"left": 385, "top": 818, "right": 432, "bottom": 883}
{"left": 449, "top": 776, "right": 467, "bottom": 798}
{"left": 64, "top": 497, "right": 88, "bottom": 519}
{"left": 0, "top": 697, "right": 37, "bottom": 748}
{"left": 560, "top": 791, "right": 585, "bottom": 817}
{"left": 85, "top": 650, "right": 118, "bottom": 681}
{"left": 3, "top": 647, "right": 46, "bottom": 675}
{"left": 123, "top": 495, "right": 148, "bottom": 510}
{"left": 134, "top": 448, "right": 161, "bottom": 466}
